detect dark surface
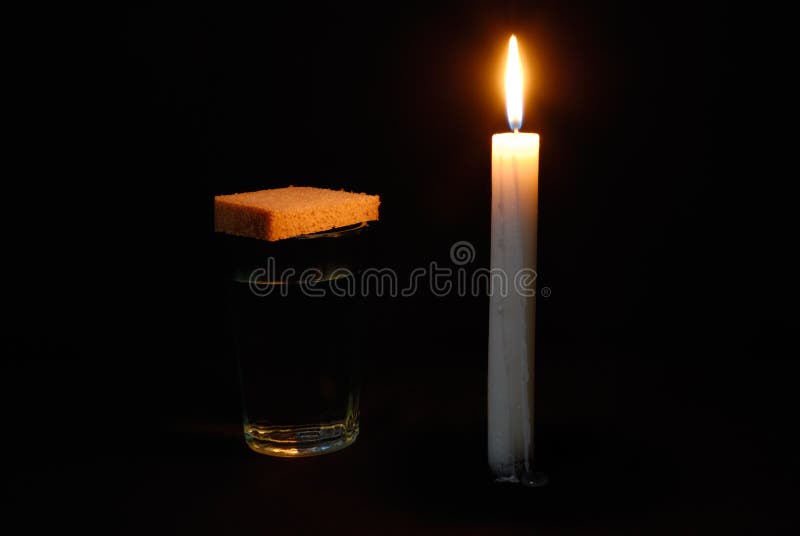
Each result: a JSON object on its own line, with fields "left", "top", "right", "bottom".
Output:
{"left": 4, "top": 333, "right": 795, "bottom": 534}
{"left": 4, "top": 1, "right": 795, "bottom": 533}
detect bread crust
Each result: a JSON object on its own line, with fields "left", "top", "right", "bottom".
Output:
{"left": 214, "top": 186, "right": 380, "bottom": 241}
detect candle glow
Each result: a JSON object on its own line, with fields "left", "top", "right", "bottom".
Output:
{"left": 505, "top": 34, "right": 524, "bottom": 131}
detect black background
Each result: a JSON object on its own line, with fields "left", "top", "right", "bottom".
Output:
{"left": 4, "top": 1, "right": 794, "bottom": 533}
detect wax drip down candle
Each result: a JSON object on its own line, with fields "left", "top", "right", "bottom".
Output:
{"left": 488, "top": 35, "right": 543, "bottom": 485}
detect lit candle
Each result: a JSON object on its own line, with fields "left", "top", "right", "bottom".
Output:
{"left": 488, "top": 35, "right": 540, "bottom": 483}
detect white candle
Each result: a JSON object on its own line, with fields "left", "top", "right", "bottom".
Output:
{"left": 488, "top": 35, "right": 540, "bottom": 482}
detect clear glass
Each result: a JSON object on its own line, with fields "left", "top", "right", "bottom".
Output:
{"left": 224, "top": 224, "right": 367, "bottom": 457}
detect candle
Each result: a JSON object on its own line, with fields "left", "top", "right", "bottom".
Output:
{"left": 488, "top": 35, "right": 540, "bottom": 483}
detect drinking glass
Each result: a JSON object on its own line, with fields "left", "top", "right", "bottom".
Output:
{"left": 222, "top": 223, "right": 369, "bottom": 456}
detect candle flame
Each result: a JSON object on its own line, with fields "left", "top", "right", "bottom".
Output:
{"left": 505, "top": 35, "right": 523, "bottom": 131}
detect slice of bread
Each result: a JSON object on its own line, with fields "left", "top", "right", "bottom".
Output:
{"left": 214, "top": 186, "right": 380, "bottom": 241}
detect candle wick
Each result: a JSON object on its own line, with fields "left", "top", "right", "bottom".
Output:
{"left": 514, "top": 128, "right": 519, "bottom": 134}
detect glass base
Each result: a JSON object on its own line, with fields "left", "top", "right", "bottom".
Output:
{"left": 493, "top": 470, "right": 549, "bottom": 487}
{"left": 244, "top": 421, "right": 359, "bottom": 457}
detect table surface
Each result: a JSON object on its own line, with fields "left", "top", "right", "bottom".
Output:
{"left": 5, "top": 329, "right": 794, "bottom": 535}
